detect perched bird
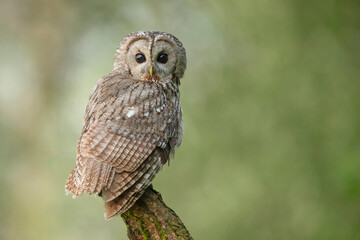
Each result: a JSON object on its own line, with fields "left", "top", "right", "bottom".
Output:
{"left": 65, "top": 31, "right": 186, "bottom": 220}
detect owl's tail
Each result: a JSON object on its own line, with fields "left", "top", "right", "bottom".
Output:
{"left": 104, "top": 188, "right": 145, "bottom": 220}
{"left": 65, "top": 156, "right": 113, "bottom": 198}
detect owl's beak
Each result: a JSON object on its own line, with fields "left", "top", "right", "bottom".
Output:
{"left": 145, "top": 64, "right": 159, "bottom": 81}
{"left": 149, "top": 65, "right": 153, "bottom": 77}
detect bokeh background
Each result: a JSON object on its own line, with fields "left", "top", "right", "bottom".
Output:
{"left": 1, "top": 0, "right": 359, "bottom": 239}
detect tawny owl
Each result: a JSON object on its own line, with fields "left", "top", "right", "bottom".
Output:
{"left": 65, "top": 31, "right": 186, "bottom": 220}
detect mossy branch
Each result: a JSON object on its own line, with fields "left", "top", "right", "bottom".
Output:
{"left": 121, "top": 186, "right": 193, "bottom": 240}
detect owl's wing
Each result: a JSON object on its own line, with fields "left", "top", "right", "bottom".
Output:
{"left": 103, "top": 147, "right": 165, "bottom": 219}
{"left": 65, "top": 74, "right": 180, "bottom": 203}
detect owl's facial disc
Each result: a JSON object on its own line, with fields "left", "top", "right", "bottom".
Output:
{"left": 114, "top": 31, "right": 186, "bottom": 83}
{"left": 126, "top": 37, "right": 179, "bottom": 83}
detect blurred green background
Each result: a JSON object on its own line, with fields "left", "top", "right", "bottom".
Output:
{"left": 1, "top": 0, "right": 359, "bottom": 239}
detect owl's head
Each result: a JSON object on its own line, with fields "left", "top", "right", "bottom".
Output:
{"left": 113, "top": 31, "right": 186, "bottom": 84}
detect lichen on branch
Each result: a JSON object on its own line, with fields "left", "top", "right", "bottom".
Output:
{"left": 121, "top": 186, "right": 193, "bottom": 240}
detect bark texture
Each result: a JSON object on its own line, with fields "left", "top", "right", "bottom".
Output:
{"left": 121, "top": 186, "right": 193, "bottom": 240}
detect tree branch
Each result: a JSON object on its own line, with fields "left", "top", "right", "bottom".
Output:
{"left": 121, "top": 186, "right": 194, "bottom": 240}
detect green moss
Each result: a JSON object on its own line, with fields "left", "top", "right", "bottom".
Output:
{"left": 124, "top": 210, "right": 150, "bottom": 240}
{"left": 170, "top": 225, "right": 180, "bottom": 236}
{"left": 154, "top": 219, "right": 168, "bottom": 240}
{"left": 170, "top": 224, "right": 191, "bottom": 238}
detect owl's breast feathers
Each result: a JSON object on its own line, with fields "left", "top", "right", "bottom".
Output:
{"left": 65, "top": 73, "right": 183, "bottom": 219}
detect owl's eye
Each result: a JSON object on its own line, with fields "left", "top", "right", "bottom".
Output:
{"left": 157, "top": 53, "right": 168, "bottom": 64}
{"left": 135, "top": 53, "right": 146, "bottom": 63}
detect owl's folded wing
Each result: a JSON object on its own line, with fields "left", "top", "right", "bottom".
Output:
{"left": 65, "top": 75, "right": 175, "bottom": 204}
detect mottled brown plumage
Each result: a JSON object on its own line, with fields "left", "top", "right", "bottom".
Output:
{"left": 65, "top": 31, "right": 186, "bottom": 220}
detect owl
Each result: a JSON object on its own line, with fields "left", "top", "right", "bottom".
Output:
{"left": 65, "top": 31, "right": 186, "bottom": 220}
